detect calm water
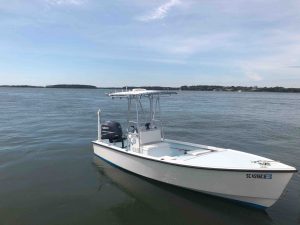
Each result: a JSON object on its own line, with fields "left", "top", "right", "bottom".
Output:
{"left": 0, "top": 88, "right": 299, "bottom": 225}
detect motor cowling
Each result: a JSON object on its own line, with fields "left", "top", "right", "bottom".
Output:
{"left": 101, "top": 121, "right": 123, "bottom": 143}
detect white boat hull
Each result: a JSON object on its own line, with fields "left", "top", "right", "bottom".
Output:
{"left": 93, "top": 142, "right": 294, "bottom": 208}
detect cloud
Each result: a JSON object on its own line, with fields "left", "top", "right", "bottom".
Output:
{"left": 246, "top": 72, "right": 263, "bottom": 81}
{"left": 232, "top": 29, "right": 300, "bottom": 84}
{"left": 138, "top": 0, "right": 181, "bottom": 22}
{"left": 46, "top": 0, "right": 86, "bottom": 6}
{"left": 138, "top": 32, "right": 236, "bottom": 56}
{"left": 167, "top": 33, "right": 235, "bottom": 54}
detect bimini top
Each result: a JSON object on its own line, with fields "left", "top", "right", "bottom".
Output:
{"left": 108, "top": 88, "right": 177, "bottom": 97}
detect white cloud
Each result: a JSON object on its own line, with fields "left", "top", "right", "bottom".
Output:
{"left": 138, "top": 32, "right": 236, "bottom": 56}
{"left": 138, "top": 0, "right": 181, "bottom": 22}
{"left": 46, "top": 0, "right": 85, "bottom": 6}
{"left": 168, "top": 33, "right": 235, "bottom": 54}
{"left": 246, "top": 72, "right": 263, "bottom": 81}
{"left": 236, "top": 30, "right": 300, "bottom": 82}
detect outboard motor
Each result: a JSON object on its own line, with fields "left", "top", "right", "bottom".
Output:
{"left": 101, "top": 121, "right": 123, "bottom": 144}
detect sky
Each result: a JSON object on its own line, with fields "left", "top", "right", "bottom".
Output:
{"left": 0, "top": 0, "right": 300, "bottom": 87}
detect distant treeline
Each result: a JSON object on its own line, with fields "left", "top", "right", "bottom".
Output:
{"left": 45, "top": 84, "right": 97, "bottom": 89}
{"left": 180, "top": 85, "right": 300, "bottom": 93}
{"left": 122, "top": 86, "right": 178, "bottom": 91}
{"left": 0, "top": 85, "right": 43, "bottom": 88}
{"left": 1, "top": 84, "right": 300, "bottom": 92}
{"left": 0, "top": 84, "right": 97, "bottom": 89}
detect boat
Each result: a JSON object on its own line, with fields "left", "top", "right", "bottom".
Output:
{"left": 92, "top": 88, "right": 297, "bottom": 208}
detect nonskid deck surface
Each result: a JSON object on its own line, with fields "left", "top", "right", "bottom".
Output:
{"left": 142, "top": 141, "right": 206, "bottom": 157}
{"left": 143, "top": 140, "right": 295, "bottom": 171}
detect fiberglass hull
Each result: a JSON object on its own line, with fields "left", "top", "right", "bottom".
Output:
{"left": 92, "top": 141, "right": 294, "bottom": 208}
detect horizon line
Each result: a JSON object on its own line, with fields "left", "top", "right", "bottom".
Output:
{"left": 1, "top": 84, "right": 300, "bottom": 89}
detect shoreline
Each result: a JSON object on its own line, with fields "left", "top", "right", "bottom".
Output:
{"left": 1, "top": 84, "right": 300, "bottom": 93}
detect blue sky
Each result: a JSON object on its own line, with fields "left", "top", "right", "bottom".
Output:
{"left": 0, "top": 0, "right": 300, "bottom": 87}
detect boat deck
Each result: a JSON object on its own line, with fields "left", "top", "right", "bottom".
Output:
{"left": 142, "top": 141, "right": 213, "bottom": 158}
{"left": 143, "top": 140, "right": 294, "bottom": 171}
{"left": 96, "top": 139, "right": 296, "bottom": 171}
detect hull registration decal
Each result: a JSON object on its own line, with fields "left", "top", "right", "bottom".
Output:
{"left": 246, "top": 173, "right": 272, "bottom": 179}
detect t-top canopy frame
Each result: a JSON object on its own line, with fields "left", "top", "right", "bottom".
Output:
{"left": 108, "top": 89, "right": 177, "bottom": 150}
{"left": 108, "top": 88, "right": 177, "bottom": 98}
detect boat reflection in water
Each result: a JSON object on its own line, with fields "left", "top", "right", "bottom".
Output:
{"left": 93, "top": 157, "right": 273, "bottom": 225}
